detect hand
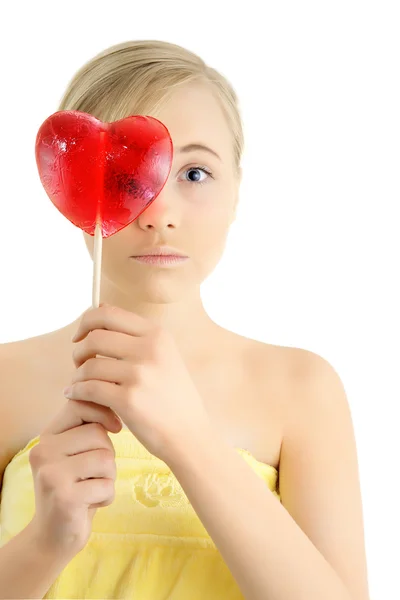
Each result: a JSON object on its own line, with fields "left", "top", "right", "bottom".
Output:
{"left": 29, "top": 399, "right": 122, "bottom": 558}
{"left": 65, "top": 304, "right": 213, "bottom": 464}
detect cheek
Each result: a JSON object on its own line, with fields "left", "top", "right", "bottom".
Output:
{"left": 187, "top": 195, "right": 233, "bottom": 258}
{"left": 192, "top": 188, "right": 234, "bottom": 226}
{"left": 197, "top": 200, "right": 233, "bottom": 238}
{"left": 195, "top": 215, "right": 232, "bottom": 272}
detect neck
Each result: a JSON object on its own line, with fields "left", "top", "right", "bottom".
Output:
{"left": 72, "top": 285, "right": 221, "bottom": 365}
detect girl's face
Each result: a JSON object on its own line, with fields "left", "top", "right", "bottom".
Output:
{"left": 83, "top": 82, "right": 241, "bottom": 303}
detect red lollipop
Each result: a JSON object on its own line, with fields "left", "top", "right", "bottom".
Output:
{"left": 35, "top": 110, "right": 173, "bottom": 306}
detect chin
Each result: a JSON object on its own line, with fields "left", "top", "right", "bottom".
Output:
{"left": 121, "top": 277, "right": 194, "bottom": 304}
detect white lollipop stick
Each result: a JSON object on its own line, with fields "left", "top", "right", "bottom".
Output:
{"left": 92, "top": 131, "right": 105, "bottom": 309}
{"left": 92, "top": 222, "right": 103, "bottom": 308}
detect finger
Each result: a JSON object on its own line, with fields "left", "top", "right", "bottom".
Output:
{"left": 41, "top": 399, "right": 122, "bottom": 436}
{"left": 75, "top": 477, "right": 115, "bottom": 507}
{"left": 70, "top": 357, "right": 134, "bottom": 386}
{"left": 47, "top": 422, "right": 117, "bottom": 457}
{"left": 72, "top": 304, "right": 150, "bottom": 343}
{"left": 63, "top": 380, "right": 128, "bottom": 413}
{"left": 67, "top": 449, "right": 117, "bottom": 482}
{"left": 72, "top": 330, "right": 137, "bottom": 367}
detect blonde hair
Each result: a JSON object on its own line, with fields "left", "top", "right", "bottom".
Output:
{"left": 58, "top": 40, "right": 244, "bottom": 176}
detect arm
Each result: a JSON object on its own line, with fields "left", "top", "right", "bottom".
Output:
{"left": 167, "top": 351, "right": 370, "bottom": 600}
{"left": 0, "top": 344, "right": 74, "bottom": 599}
{"left": 0, "top": 520, "right": 74, "bottom": 599}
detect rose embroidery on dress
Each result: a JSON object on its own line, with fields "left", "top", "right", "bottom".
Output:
{"left": 132, "top": 472, "right": 190, "bottom": 508}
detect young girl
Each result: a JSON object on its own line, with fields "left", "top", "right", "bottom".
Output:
{"left": 0, "top": 40, "right": 369, "bottom": 600}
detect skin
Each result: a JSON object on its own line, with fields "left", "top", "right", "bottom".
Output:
{"left": 0, "top": 82, "right": 370, "bottom": 599}
{"left": 0, "top": 79, "right": 285, "bottom": 472}
{"left": 80, "top": 82, "right": 242, "bottom": 363}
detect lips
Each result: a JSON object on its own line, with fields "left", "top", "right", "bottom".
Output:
{"left": 132, "top": 246, "right": 187, "bottom": 258}
{"left": 132, "top": 255, "right": 189, "bottom": 266}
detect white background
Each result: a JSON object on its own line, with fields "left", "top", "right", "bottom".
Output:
{"left": 1, "top": 2, "right": 399, "bottom": 598}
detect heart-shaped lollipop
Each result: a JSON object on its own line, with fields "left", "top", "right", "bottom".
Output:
{"left": 35, "top": 110, "right": 173, "bottom": 238}
{"left": 35, "top": 110, "right": 174, "bottom": 307}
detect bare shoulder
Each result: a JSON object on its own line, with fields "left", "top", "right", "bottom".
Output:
{"left": 250, "top": 340, "right": 344, "bottom": 396}
{"left": 274, "top": 348, "right": 370, "bottom": 599}
{"left": 0, "top": 333, "right": 69, "bottom": 487}
{"left": 0, "top": 339, "right": 38, "bottom": 488}
{"left": 230, "top": 337, "right": 321, "bottom": 463}
{"left": 273, "top": 344, "right": 349, "bottom": 426}
{"left": 0, "top": 337, "right": 40, "bottom": 415}
{"left": 249, "top": 342, "right": 370, "bottom": 598}
{"left": 281, "top": 346, "right": 349, "bottom": 422}
{"left": 279, "top": 346, "right": 355, "bottom": 467}
{"left": 0, "top": 332, "right": 59, "bottom": 394}
{"left": 254, "top": 340, "right": 334, "bottom": 376}
{"left": 245, "top": 339, "right": 347, "bottom": 435}
{"left": 241, "top": 337, "right": 322, "bottom": 398}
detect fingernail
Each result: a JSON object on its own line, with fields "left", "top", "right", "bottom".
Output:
{"left": 63, "top": 386, "right": 73, "bottom": 398}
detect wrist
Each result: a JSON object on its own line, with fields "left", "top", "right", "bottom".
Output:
{"left": 26, "top": 518, "right": 79, "bottom": 565}
{"left": 164, "top": 418, "right": 223, "bottom": 472}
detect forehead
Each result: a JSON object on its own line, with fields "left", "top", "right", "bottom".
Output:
{"left": 153, "top": 83, "right": 233, "bottom": 161}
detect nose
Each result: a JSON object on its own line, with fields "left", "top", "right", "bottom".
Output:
{"left": 136, "top": 183, "right": 179, "bottom": 232}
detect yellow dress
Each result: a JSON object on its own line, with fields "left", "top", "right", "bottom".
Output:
{"left": 0, "top": 427, "right": 280, "bottom": 599}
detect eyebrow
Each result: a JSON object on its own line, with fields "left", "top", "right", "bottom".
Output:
{"left": 176, "top": 143, "right": 221, "bottom": 161}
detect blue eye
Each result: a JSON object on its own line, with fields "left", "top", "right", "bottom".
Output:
{"left": 182, "top": 166, "right": 213, "bottom": 186}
